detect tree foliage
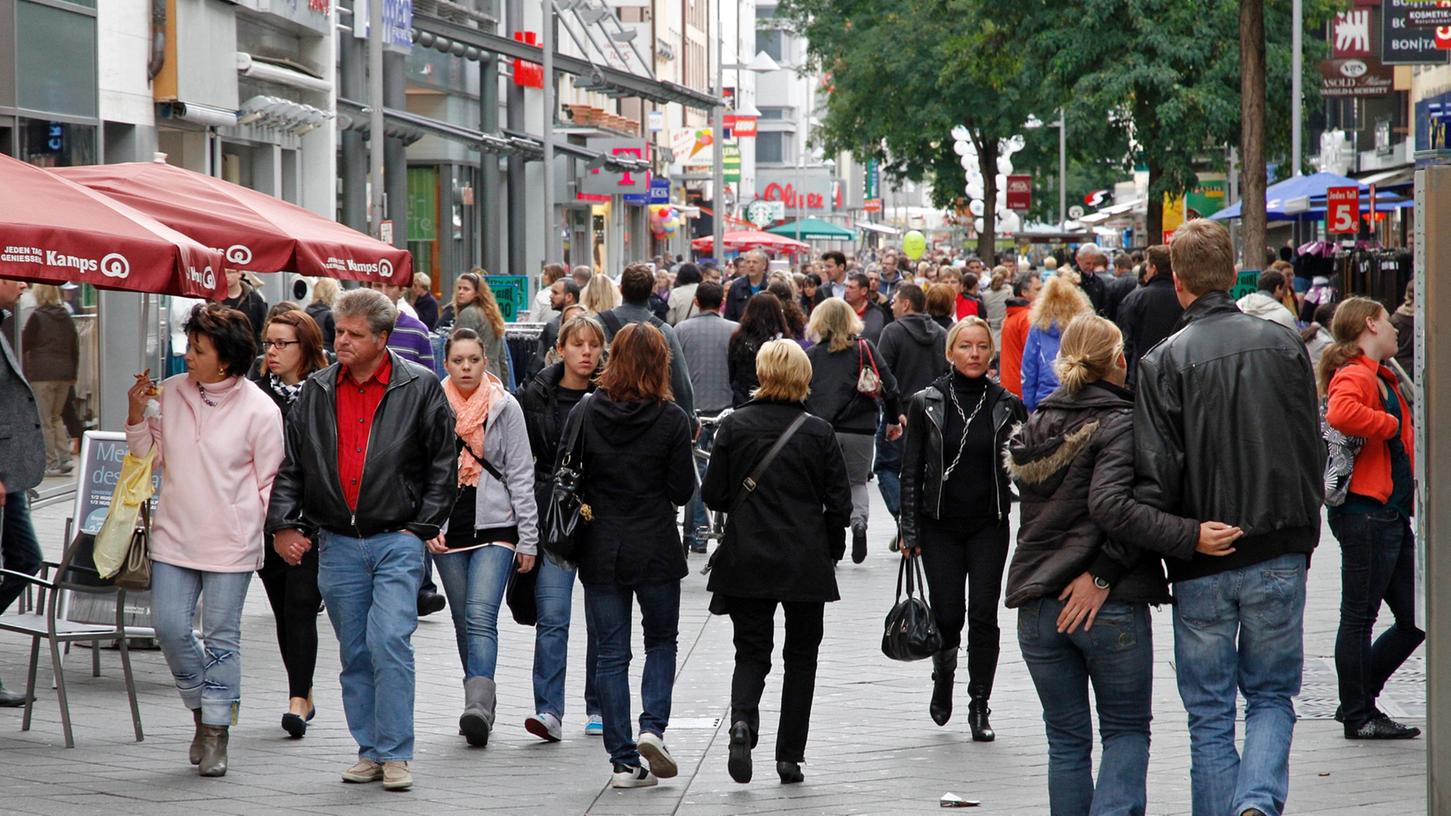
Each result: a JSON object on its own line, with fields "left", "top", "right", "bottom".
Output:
{"left": 777, "top": 0, "right": 1048, "bottom": 258}
{"left": 781, "top": 0, "right": 1338, "bottom": 251}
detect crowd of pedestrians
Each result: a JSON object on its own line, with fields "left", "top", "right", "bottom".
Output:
{"left": 0, "top": 222, "right": 1425, "bottom": 814}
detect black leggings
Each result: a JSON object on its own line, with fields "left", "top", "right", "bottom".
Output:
{"left": 725, "top": 597, "right": 826, "bottom": 763}
{"left": 256, "top": 543, "right": 322, "bottom": 700}
{"left": 918, "top": 519, "right": 1009, "bottom": 699}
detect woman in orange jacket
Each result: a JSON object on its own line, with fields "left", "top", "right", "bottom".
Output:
{"left": 1319, "top": 296, "right": 1424, "bottom": 741}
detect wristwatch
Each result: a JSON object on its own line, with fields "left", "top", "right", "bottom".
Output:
{"left": 1092, "top": 575, "right": 1111, "bottom": 591}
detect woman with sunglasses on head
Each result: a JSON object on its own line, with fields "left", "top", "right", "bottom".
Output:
{"left": 249, "top": 309, "right": 330, "bottom": 739}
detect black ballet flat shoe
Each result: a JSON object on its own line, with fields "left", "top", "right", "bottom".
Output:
{"left": 281, "top": 706, "right": 316, "bottom": 738}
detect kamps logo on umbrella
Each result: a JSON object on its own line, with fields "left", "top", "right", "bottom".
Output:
{"left": 99, "top": 253, "right": 131, "bottom": 278}
{"left": 225, "top": 244, "right": 253, "bottom": 266}
{"left": 324, "top": 255, "right": 395, "bottom": 278}
{"left": 1, "top": 244, "right": 131, "bottom": 279}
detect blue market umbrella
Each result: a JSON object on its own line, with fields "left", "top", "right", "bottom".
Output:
{"left": 1210, "top": 172, "right": 1409, "bottom": 221}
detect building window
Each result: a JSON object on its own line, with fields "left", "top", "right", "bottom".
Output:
{"left": 756, "top": 131, "right": 790, "bottom": 164}
{"left": 758, "top": 107, "right": 789, "bottom": 120}
{"left": 757, "top": 28, "right": 786, "bottom": 63}
{"left": 16, "top": 0, "right": 98, "bottom": 118}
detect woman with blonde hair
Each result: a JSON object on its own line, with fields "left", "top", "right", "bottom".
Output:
{"left": 1005, "top": 313, "right": 1240, "bottom": 814}
{"left": 1319, "top": 296, "right": 1424, "bottom": 740}
{"left": 899, "top": 316, "right": 1025, "bottom": 740}
{"left": 704, "top": 339, "right": 852, "bottom": 785}
{"left": 1021, "top": 276, "right": 1093, "bottom": 411}
{"left": 582, "top": 273, "right": 621, "bottom": 315}
{"left": 982, "top": 266, "right": 1012, "bottom": 341}
{"left": 305, "top": 278, "right": 338, "bottom": 351}
{"left": 804, "top": 298, "right": 901, "bottom": 564}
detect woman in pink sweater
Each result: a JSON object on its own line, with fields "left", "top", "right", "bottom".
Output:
{"left": 126, "top": 303, "right": 284, "bottom": 778}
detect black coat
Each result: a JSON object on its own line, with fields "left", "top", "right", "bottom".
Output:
{"left": 702, "top": 400, "right": 852, "bottom": 604}
{"left": 414, "top": 293, "right": 440, "bottom": 331}
{"left": 727, "top": 333, "right": 768, "bottom": 407}
{"left": 519, "top": 361, "right": 598, "bottom": 504}
{"left": 559, "top": 391, "right": 695, "bottom": 586}
{"left": 722, "top": 275, "right": 764, "bottom": 323}
{"left": 1115, "top": 274, "right": 1182, "bottom": 387}
{"left": 266, "top": 351, "right": 458, "bottom": 540}
{"left": 224, "top": 284, "right": 269, "bottom": 346}
{"left": 21, "top": 305, "right": 77, "bottom": 381}
{"left": 306, "top": 302, "right": 336, "bottom": 351}
{"left": 804, "top": 338, "right": 900, "bottom": 435}
{"left": 1135, "top": 291, "right": 1324, "bottom": 583}
{"left": 899, "top": 374, "right": 1025, "bottom": 549}
{"left": 876, "top": 312, "right": 947, "bottom": 403}
{"left": 1004, "top": 382, "right": 1195, "bottom": 608}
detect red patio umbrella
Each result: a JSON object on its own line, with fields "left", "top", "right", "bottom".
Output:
{"left": 55, "top": 160, "right": 412, "bottom": 285}
{"left": 691, "top": 229, "right": 811, "bottom": 255}
{"left": 0, "top": 153, "right": 226, "bottom": 298}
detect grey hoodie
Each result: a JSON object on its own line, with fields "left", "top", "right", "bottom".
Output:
{"left": 1236, "top": 291, "right": 1298, "bottom": 332}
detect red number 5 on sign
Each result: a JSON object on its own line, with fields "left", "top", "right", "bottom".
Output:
{"left": 1325, "top": 186, "right": 1360, "bottom": 235}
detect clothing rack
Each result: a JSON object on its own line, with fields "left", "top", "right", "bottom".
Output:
{"left": 1336, "top": 248, "right": 1411, "bottom": 313}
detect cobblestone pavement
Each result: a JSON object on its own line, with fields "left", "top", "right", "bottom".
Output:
{"left": 0, "top": 488, "right": 1426, "bottom": 815}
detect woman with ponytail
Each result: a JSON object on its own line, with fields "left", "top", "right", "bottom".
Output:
{"left": 1320, "top": 296, "right": 1425, "bottom": 741}
{"left": 1004, "top": 313, "right": 1242, "bottom": 815}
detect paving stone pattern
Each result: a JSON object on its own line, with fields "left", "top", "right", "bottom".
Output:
{"left": 0, "top": 490, "right": 1426, "bottom": 815}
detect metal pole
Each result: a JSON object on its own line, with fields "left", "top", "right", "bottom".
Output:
{"left": 1058, "top": 108, "right": 1067, "bottom": 230}
{"left": 368, "top": 0, "right": 385, "bottom": 237}
{"left": 542, "top": 0, "right": 556, "bottom": 265}
{"left": 506, "top": 0, "right": 526, "bottom": 276}
{"left": 480, "top": 55, "right": 502, "bottom": 275}
{"left": 1291, "top": 0, "right": 1302, "bottom": 177}
{"left": 711, "top": 0, "right": 725, "bottom": 267}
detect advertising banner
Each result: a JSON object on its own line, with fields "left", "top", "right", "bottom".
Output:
{"left": 1326, "top": 186, "right": 1361, "bottom": 234}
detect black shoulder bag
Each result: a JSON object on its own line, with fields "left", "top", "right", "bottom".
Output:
{"left": 702, "top": 411, "right": 810, "bottom": 575}
{"left": 541, "top": 393, "right": 594, "bottom": 568}
{"left": 881, "top": 554, "right": 943, "bottom": 662}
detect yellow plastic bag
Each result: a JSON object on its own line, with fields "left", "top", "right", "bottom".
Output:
{"left": 94, "top": 449, "right": 156, "bottom": 579}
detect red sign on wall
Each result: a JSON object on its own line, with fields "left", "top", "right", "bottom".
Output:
{"left": 512, "top": 32, "right": 544, "bottom": 89}
{"left": 1326, "top": 186, "right": 1361, "bottom": 234}
{"left": 724, "top": 114, "right": 757, "bottom": 137}
{"left": 1005, "top": 175, "right": 1032, "bottom": 211}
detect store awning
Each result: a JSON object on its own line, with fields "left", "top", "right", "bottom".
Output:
{"left": 1079, "top": 198, "right": 1143, "bottom": 224}
{"left": 412, "top": 12, "right": 721, "bottom": 111}
{"left": 767, "top": 218, "right": 855, "bottom": 240}
{"left": 1358, "top": 166, "right": 1415, "bottom": 190}
{"left": 856, "top": 221, "right": 901, "bottom": 235}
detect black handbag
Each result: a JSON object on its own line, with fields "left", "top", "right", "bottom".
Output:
{"left": 881, "top": 554, "right": 942, "bottom": 662}
{"left": 541, "top": 393, "right": 594, "bottom": 567}
{"left": 505, "top": 565, "right": 539, "bottom": 626}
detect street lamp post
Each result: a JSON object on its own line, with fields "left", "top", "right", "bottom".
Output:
{"left": 712, "top": 0, "right": 725, "bottom": 268}
{"left": 1057, "top": 108, "right": 1067, "bottom": 230}
{"left": 543, "top": 0, "right": 556, "bottom": 264}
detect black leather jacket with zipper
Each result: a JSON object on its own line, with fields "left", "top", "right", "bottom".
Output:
{"left": 266, "top": 350, "right": 458, "bottom": 541}
{"left": 899, "top": 373, "right": 1026, "bottom": 548}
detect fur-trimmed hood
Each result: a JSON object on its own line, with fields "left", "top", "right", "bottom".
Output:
{"left": 1005, "top": 419, "right": 1101, "bottom": 488}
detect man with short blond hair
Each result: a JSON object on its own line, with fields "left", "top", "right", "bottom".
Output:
{"left": 1134, "top": 218, "right": 1322, "bottom": 816}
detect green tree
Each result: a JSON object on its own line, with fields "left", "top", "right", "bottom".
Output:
{"left": 777, "top": 0, "right": 1055, "bottom": 258}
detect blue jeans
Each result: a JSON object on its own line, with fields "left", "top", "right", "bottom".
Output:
{"left": 434, "top": 544, "right": 515, "bottom": 679}
{"left": 0, "top": 489, "right": 41, "bottom": 615}
{"left": 683, "top": 422, "right": 716, "bottom": 547}
{"left": 533, "top": 555, "right": 599, "bottom": 720}
{"left": 318, "top": 530, "right": 425, "bottom": 762}
{"left": 1173, "top": 552, "right": 1307, "bottom": 816}
{"left": 583, "top": 579, "right": 680, "bottom": 767}
{"left": 150, "top": 562, "right": 252, "bottom": 727}
{"left": 1328, "top": 510, "right": 1424, "bottom": 729}
{"left": 874, "top": 422, "right": 902, "bottom": 519}
{"left": 1019, "top": 597, "right": 1153, "bottom": 816}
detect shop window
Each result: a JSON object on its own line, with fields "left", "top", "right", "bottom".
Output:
{"left": 20, "top": 119, "right": 96, "bottom": 167}
{"left": 17, "top": 1, "right": 98, "bottom": 118}
{"left": 756, "top": 131, "right": 789, "bottom": 164}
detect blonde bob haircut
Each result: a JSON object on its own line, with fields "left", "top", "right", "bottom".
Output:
{"left": 752, "top": 339, "right": 813, "bottom": 403}
{"left": 945, "top": 315, "right": 995, "bottom": 360}
{"left": 807, "top": 297, "right": 864, "bottom": 353}
{"left": 1053, "top": 313, "right": 1124, "bottom": 394}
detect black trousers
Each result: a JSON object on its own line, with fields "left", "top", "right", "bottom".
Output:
{"left": 919, "top": 519, "right": 1009, "bottom": 699}
{"left": 725, "top": 597, "right": 825, "bottom": 763}
{"left": 256, "top": 542, "right": 322, "bottom": 700}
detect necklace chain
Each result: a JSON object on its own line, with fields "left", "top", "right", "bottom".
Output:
{"left": 943, "top": 383, "right": 988, "bottom": 481}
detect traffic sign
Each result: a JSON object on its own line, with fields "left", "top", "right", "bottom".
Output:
{"left": 1326, "top": 186, "right": 1360, "bottom": 234}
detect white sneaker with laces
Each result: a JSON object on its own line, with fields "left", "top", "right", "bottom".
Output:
{"left": 636, "top": 731, "right": 678, "bottom": 778}
{"left": 524, "top": 712, "right": 562, "bottom": 742}
{"left": 611, "top": 764, "right": 657, "bottom": 788}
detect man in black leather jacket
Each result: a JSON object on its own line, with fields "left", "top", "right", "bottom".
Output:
{"left": 1133, "top": 219, "right": 1323, "bottom": 816}
{"left": 268, "top": 288, "right": 456, "bottom": 791}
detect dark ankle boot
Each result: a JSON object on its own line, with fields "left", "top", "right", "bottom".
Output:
{"left": 930, "top": 650, "right": 957, "bottom": 726}
{"left": 198, "top": 724, "right": 229, "bottom": 777}
{"left": 968, "top": 696, "right": 995, "bottom": 742}
{"left": 189, "top": 708, "right": 204, "bottom": 765}
{"left": 777, "top": 760, "right": 804, "bottom": 784}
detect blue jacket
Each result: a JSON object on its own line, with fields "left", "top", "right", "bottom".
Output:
{"left": 1021, "top": 323, "right": 1063, "bottom": 412}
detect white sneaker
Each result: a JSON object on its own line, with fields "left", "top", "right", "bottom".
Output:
{"left": 524, "top": 712, "right": 562, "bottom": 742}
{"left": 611, "top": 763, "right": 657, "bottom": 788}
{"left": 636, "top": 731, "right": 678, "bottom": 778}
{"left": 584, "top": 714, "right": 604, "bottom": 736}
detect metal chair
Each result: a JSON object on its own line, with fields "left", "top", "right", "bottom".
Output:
{"left": 0, "top": 508, "right": 144, "bottom": 748}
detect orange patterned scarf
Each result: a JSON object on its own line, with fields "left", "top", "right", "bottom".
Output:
{"left": 443, "top": 373, "right": 502, "bottom": 487}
